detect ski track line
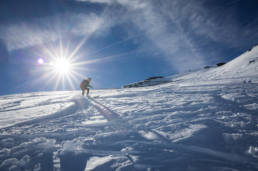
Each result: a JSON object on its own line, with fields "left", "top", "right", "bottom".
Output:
{"left": 88, "top": 97, "right": 119, "bottom": 121}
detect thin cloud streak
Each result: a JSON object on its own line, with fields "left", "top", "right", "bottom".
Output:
{"left": 113, "top": 0, "right": 206, "bottom": 70}
{"left": 1, "top": 0, "right": 258, "bottom": 72}
{"left": 0, "top": 12, "right": 111, "bottom": 51}
{"left": 77, "top": 0, "right": 208, "bottom": 70}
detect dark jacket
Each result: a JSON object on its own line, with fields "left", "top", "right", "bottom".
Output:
{"left": 80, "top": 80, "right": 91, "bottom": 90}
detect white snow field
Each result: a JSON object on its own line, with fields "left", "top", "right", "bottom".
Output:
{"left": 1, "top": 46, "right": 258, "bottom": 171}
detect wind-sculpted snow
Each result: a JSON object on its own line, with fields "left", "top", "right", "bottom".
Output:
{"left": 1, "top": 81, "right": 258, "bottom": 170}
{"left": 1, "top": 47, "right": 258, "bottom": 170}
{"left": 0, "top": 92, "right": 76, "bottom": 129}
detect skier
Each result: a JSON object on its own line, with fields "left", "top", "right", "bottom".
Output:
{"left": 80, "top": 77, "right": 92, "bottom": 96}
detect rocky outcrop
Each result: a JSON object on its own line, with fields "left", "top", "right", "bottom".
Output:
{"left": 123, "top": 76, "right": 170, "bottom": 88}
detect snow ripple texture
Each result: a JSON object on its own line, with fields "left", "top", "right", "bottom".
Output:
{"left": 1, "top": 46, "right": 258, "bottom": 170}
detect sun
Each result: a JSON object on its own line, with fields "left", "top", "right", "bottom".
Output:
{"left": 40, "top": 55, "right": 82, "bottom": 90}
{"left": 50, "top": 58, "right": 72, "bottom": 75}
{"left": 37, "top": 38, "right": 93, "bottom": 90}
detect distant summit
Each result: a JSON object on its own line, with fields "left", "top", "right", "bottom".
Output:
{"left": 123, "top": 76, "right": 170, "bottom": 88}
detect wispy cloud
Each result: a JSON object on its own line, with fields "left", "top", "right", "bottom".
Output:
{"left": 111, "top": 0, "right": 258, "bottom": 68}
{"left": 112, "top": 0, "right": 206, "bottom": 70}
{"left": 164, "top": 0, "right": 258, "bottom": 48}
{"left": 0, "top": 12, "right": 111, "bottom": 51}
{"left": 0, "top": 22, "right": 58, "bottom": 51}
{"left": 1, "top": 0, "right": 258, "bottom": 71}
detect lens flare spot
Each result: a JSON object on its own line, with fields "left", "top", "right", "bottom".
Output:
{"left": 37, "top": 58, "right": 44, "bottom": 65}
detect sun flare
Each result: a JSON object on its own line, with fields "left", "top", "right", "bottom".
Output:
{"left": 50, "top": 58, "right": 72, "bottom": 75}
{"left": 37, "top": 38, "right": 94, "bottom": 90}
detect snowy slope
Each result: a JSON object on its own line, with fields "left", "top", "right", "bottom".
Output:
{"left": 0, "top": 47, "right": 258, "bottom": 171}
{"left": 125, "top": 45, "right": 258, "bottom": 88}
{"left": 173, "top": 45, "right": 258, "bottom": 85}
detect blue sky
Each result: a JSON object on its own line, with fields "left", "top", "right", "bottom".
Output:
{"left": 0, "top": 0, "right": 258, "bottom": 95}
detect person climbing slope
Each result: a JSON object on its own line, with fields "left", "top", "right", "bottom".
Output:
{"left": 80, "top": 77, "right": 93, "bottom": 96}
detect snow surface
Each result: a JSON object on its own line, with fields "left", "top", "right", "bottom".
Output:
{"left": 1, "top": 46, "right": 258, "bottom": 170}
